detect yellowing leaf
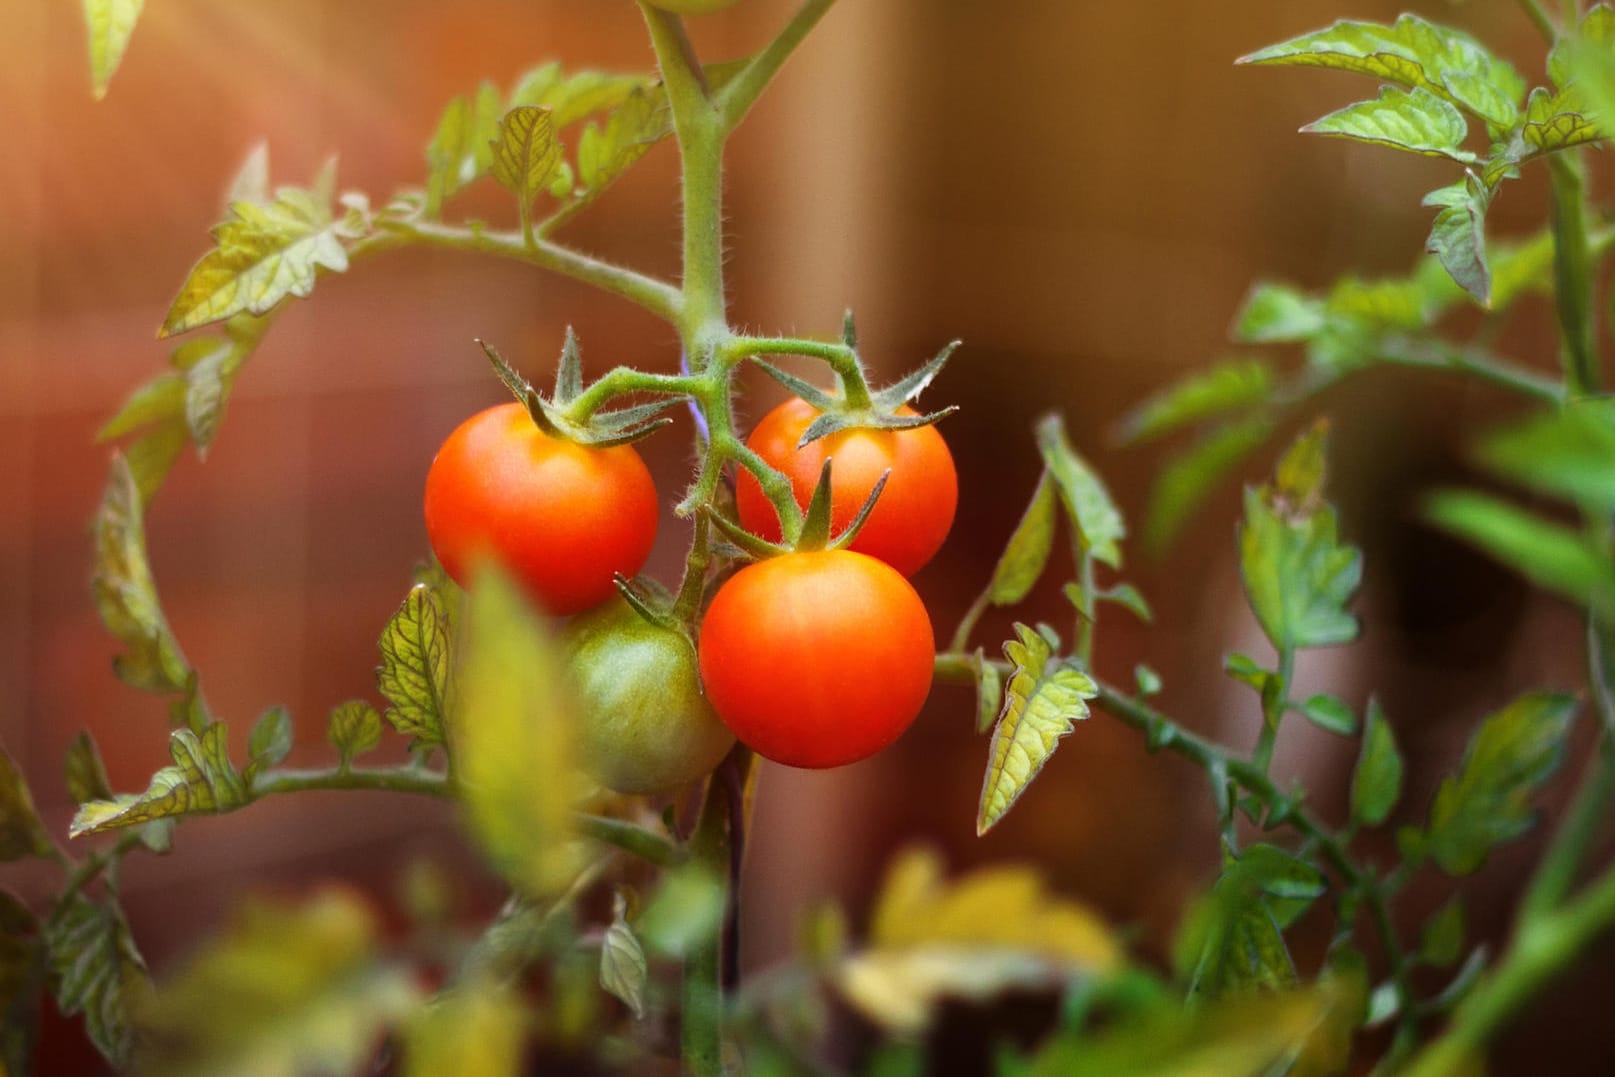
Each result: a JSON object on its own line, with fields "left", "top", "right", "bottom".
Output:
{"left": 81, "top": 0, "right": 144, "bottom": 100}
{"left": 64, "top": 733, "right": 115, "bottom": 807}
{"left": 839, "top": 849, "right": 1121, "bottom": 1035}
{"left": 91, "top": 455, "right": 189, "bottom": 692}
{"left": 1302, "top": 85, "right": 1474, "bottom": 161}
{"left": 977, "top": 625, "right": 1096, "bottom": 834}
{"left": 70, "top": 724, "right": 246, "bottom": 837}
{"left": 490, "top": 106, "right": 563, "bottom": 217}
{"left": 1036, "top": 413, "right": 1124, "bottom": 569}
{"left": 161, "top": 187, "right": 349, "bottom": 337}
{"left": 378, "top": 585, "right": 453, "bottom": 747}
{"left": 47, "top": 893, "right": 147, "bottom": 1068}
{"left": 0, "top": 749, "right": 52, "bottom": 862}
{"left": 327, "top": 700, "right": 384, "bottom": 766}
{"left": 987, "top": 475, "right": 1057, "bottom": 606}
{"left": 455, "top": 568, "right": 582, "bottom": 897}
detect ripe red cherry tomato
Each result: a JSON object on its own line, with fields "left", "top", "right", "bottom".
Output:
{"left": 424, "top": 402, "right": 658, "bottom": 615}
{"left": 734, "top": 399, "right": 957, "bottom": 577}
{"left": 697, "top": 550, "right": 934, "bottom": 768}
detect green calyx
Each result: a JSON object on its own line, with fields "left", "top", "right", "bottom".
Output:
{"left": 480, "top": 329, "right": 682, "bottom": 448}
{"left": 705, "top": 458, "right": 888, "bottom": 561}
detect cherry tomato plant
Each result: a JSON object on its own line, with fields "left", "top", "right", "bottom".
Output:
{"left": 8, "top": 0, "right": 1615, "bottom": 1073}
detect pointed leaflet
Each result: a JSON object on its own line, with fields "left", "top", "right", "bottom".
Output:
{"left": 1238, "top": 424, "right": 1362, "bottom": 651}
{"left": 378, "top": 585, "right": 452, "bottom": 746}
{"left": 162, "top": 184, "right": 350, "bottom": 336}
{"left": 1295, "top": 694, "right": 1356, "bottom": 736}
{"left": 46, "top": 893, "right": 147, "bottom": 1068}
{"left": 987, "top": 474, "right": 1058, "bottom": 605}
{"left": 0, "top": 749, "right": 53, "bottom": 861}
{"left": 1425, "top": 491, "right": 1615, "bottom": 610}
{"left": 1146, "top": 417, "right": 1274, "bottom": 554}
{"left": 1427, "top": 693, "right": 1577, "bottom": 874}
{"left": 245, "top": 706, "right": 292, "bottom": 781}
{"left": 425, "top": 82, "right": 503, "bottom": 216}
{"left": 1302, "top": 86, "right": 1474, "bottom": 161}
{"left": 975, "top": 650, "right": 1003, "bottom": 734}
{"left": 65, "top": 733, "right": 115, "bottom": 806}
{"left": 1176, "top": 857, "right": 1298, "bottom": 1001}
{"left": 1424, "top": 175, "right": 1493, "bottom": 306}
{"left": 1520, "top": 86, "right": 1605, "bottom": 155}
{"left": 1474, "top": 398, "right": 1615, "bottom": 514}
{"left": 1350, "top": 699, "right": 1404, "bottom": 827}
{"left": 327, "top": 701, "right": 383, "bottom": 767}
{"left": 1036, "top": 414, "right": 1124, "bottom": 569}
{"left": 92, "top": 455, "right": 189, "bottom": 693}
{"left": 137, "top": 890, "right": 420, "bottom": 1076}
{"left": 977, "top": 625, "right": 1098, "bottom": 834}
{"left": 838, "top": 849, "right": 1120, "bottom": 1035}
{"left": 490, "top": 105, "right": 564, "bottom": 219}
{"left": 600, "top": 893, "right": 647, "bottom": 1019}
{"left": 82, "top": 0, "right": 144, "bottom": 100}
{"left": 1117, "top": 359, "right": 1272, "bottom": 445}
{"left": 1233, "top": 283, "right": 1325, "bottom": 343}
{"left": 70, "top": 724, "right": 247, "bottom": 836}
{"left": 1239, "top": 15, "right": 1525, "bottom": 128}
{"left": 455, "top": 568, "right": 581, "bottom": 897}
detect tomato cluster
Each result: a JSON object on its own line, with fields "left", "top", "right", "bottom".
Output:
{"left": 424, "top": 393, "right": 954, "bottom": 791}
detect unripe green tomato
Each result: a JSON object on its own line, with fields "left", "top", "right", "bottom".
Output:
{"left": 562, "top": 598, "right": 734, "bottom": 795}
{"left": 645, "top": 0, "right": 741, "bottom": 13}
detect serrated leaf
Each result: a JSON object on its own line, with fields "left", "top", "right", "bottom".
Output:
{"left": 600, "top": 894, "right": 647, "bottom": 1019}
{"left": 1550, "top": 4, "right": 1615, "bottom": 88}
{"left": 327, "top": 701, "right": 383, "bottom": 767}
{"left": 455, "top": 568, "right": 581, "bottom": 897}
{"left": 65, "top": 733, "right": 114, "bottom": 807}
{"left": 1520, "top": 85, "right": 1605, "bottom": 155}
{"left": 245, "top": 706, "right": 292, "bottom": 780}
{"left": 1295, "top": 694, "right": 1356, "bottom": 736}
{"left": 1425, "top": 490, "right": 1615, "bottom": 609}
{"left": 402, "top": 978, "right": 526, "bottom": 1077}
{"left": 70, "top": 723, "right": 247, "bottom": 836}
{"left": 490, "top": 105, "right": 563, "bottom": 216}
{"left": 378, "top": 585, "right": 452, "bottom": 747}
{"left": 1420, "top": 899, "right": 1465, "bottom": 967}
{"left": 162, "top": 186, "right": 348, "bottom": 336}
{"left": 92, "top": 455, "right": 189, "bottom": 693}
{"left": 988, "top": 475, "right": 1058, "bottom": 605}
{"left": 1240, "top": 15, "right": 1525, "bottom": 127}
{"left": 425, "top": 82, "right": 503, "bottom": 216}
{"left": 977, "top": 625, "right": 1097, "bottom": 834}
{"left": 839, "top": 849, "right": 1121, "bottom": 1035}
{"left": 1427, "top": 692, "right": 1577, "bottom": 874}
{"left": 138, "top": 890, "right": 421, "bottom": 1077}
{"left": 1233, "top": 283, "right": 1326, "bottom": 343}
{"left": 975, "top": 651, "right": 1003, "bottom": 735}
{"left": 1351, "top": 699, "right": 1403, "bottom": 827}
{"left": 575, "top": 88, "right": 665, "bottom": 193}
{"left": 1475, "top": 398, "right": 1615, "bottom": 513}
{"left": 1176, "top": 865, "right": 1296, "bottom": 1000}
{"left": 1303, "top": 85, "right": 1473, "bottom": 161}
{"left": 514, "top": 67, "right": 646, "bottom": 129}
{"left": 1118, "top": 360, "right": 1272, "bottom": 445}
{"left": 0, "top": 750, "right": 52, "bottom": 862}
{"left": 1036, "top": 414, "right": 1124, "bottom": 569}
{"left": 46, "top": 893, "right": 147, "bottom": 1067}
{"left": 81, "top": 0, "right": 144, "bottom": 100}
{"left": 1424, "top": 175, "right": 1493, "bottom": 306}
{"left": 1145, "top": 417, "right": 1274, "bottom": 554}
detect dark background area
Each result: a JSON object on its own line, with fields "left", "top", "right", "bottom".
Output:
{"left": 2, "top": 0, "right": 1610, "bottom": 1071}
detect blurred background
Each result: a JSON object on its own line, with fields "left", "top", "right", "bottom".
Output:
{"left": 2, "top": 0, "right": 1608, "bottom": 1071}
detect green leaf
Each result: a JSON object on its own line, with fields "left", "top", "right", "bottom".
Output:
{"left": 181, "top": 343, "right": 234, "bottom": 454}
{"left": 1302, "top": 86, "right": 1474, "bottom": 161}
{"left": 455, "top": 568, "right": 581, "bottom": 897}
{"left": 1238, "top": 844, "right": 1327, "bottom": 901}
{"left": 92, "top": 455, "right": 189, "bottom": 692}
{"left": 425, "top": 81, "right": 503, "bottom": 216}
{"left": 511, "top": 65, "right": 645, "bottom": 129}
{"left": 99, "top": 374, "right": 186, "bottom": 442}
{"left": 600, "top": 893, "right": 647, "bottom": 1019}
{"left": 988, "top": 475, "right": 1058, "bottom": 605}
{"left": 637, "top": 863, "right": 725, "bottom": 959}
{"left": 975, "top": 650, "right": 1004, "bottom": 735}
{"left": 138, "top": 890, "right": 421, "bottom": 1077}
{"left": 1117, "top": 359, "right": 1272, "bottom": 445}
{"left": 1238, "top": 428, "right": 1362, "bottom": 651}
{"left": 1134, "top": 664, "right": 1163, "bottom": 696}
{"left": 1036, "top": 414, "right": 1125, "bottom": 569}
{"left": 977, "top": 625, "right": 1097, "bottom": 834}
{"left": 1474, "top": 398, "right": 1615, "bottom": 513}
{"left": 1099, "top": 583, "right": 1153, "bottom": 623}
{"left": 1145, "top": 417, "right": 1274, "bottom": 554}
{"left": 0, "top": 890, "right": 43, "bottom": 1077}
{"left": 1294, "top": 694, "right": 1356, "bottom": 736}
{"left": 1520, "top": 85, "right": 1605, "bottom": 155}
{"left": 0, "top": 749, "right": 52, "bottom": 862}
{"left": 1420, "top": 898, "right": 1465, "bottom": 967}
{"left": 70, "top": 723, "right": 247, "bottom": 837}
{"left": 838, "top": 849, "right": 1121, "bottom": 1036}
{"left": 402, "top": 978, "right": 526, "bottom": 1077}
{"left": 81, "top": 0, "right": 144, "bottom": 100}
{"left": 65, "top": 733, "right": 115, "bottom": 807}
{"left": 245, "top": 706, "right": 292, "bottom": 781}
{"left": 1423, "top": 175, "right": 1494, "bottom": 306}
{"left": 327, "top": 700, "right": 383, "bottom": 767}
{"left": 1427, "top": 692, "right": 1577, "bottom": 874}
{"left": 1232, "top": 283, "right": 1325, "bottom": 343}
{"left": 1239, "top": 15, "right": 1525, "bottom": 128}
{"left": 1550, "top": 4, "right": 1615, "bottom": 88}
{"left": 575, "top": 88, "right": 665, "bottom": 194}
{"left": 490, "top": 105, "right": 563, "bottom": 218}
{"left": 161, "top": 184, "right": 349, "bottom": 336}
{"left": 1488, "top": 231, "right": 1555, "bottom": 310}
{"left": 1176, "top": 865, "right": 1296, "bottom": 1000}
{"left": 1350, "top": 699, "right": 1404, "bottom": 827}
{"left": 1425, "top": 490, "right": 1615, "bottom": 609}
{"left": 46, "top": 893, "right": 147, "bottom": 1068}
{"left": 378, "top": 585, "right": 453, "bottom": 747}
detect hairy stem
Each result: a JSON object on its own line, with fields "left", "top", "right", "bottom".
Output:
{"left": 251, "top": 765, "right": 453, "bottom": 799}
{"left": 734, "top": 335, "right": 875, "bottom": 409}
{"left": 1548, "top": 152, "right": 1600, "bottom": 396}
{"left": 718, "top": 0, "right": 838, "bottom": 130}
{"left": 576, "top": 814, "right": 687, "bottom": 867}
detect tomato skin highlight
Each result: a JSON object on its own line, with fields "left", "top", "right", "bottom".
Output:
{"left": 734, "top": 398, "right": 957, "bottom": 577}
{"left": 562, "top": 598, "right": 734, "bottom": 795}
{"left": 423, "top": 403, "right": 659, "bottom": 615}
{"left": 697, "top": 550, "right": 935, "bottom": 769}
